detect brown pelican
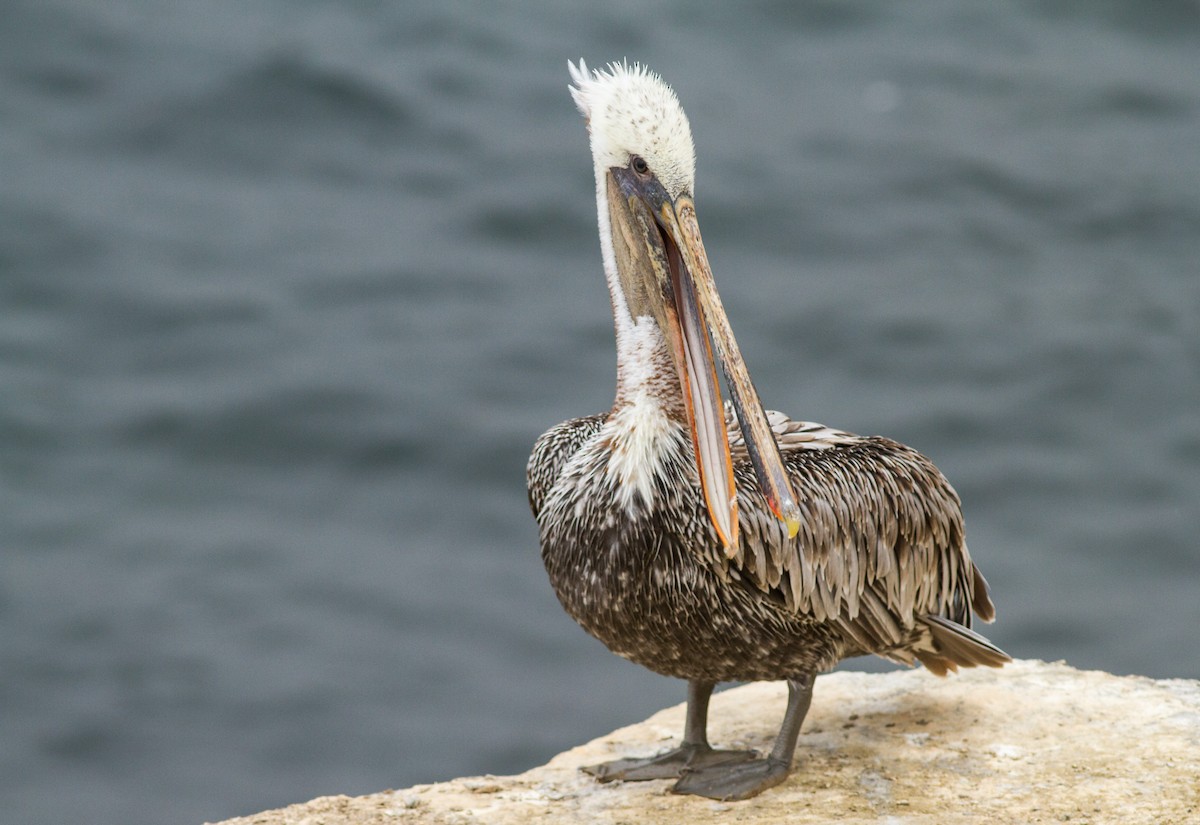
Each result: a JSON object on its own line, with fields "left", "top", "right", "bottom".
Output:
{"left": 527, "top": 60, "right": 1009, "bottom": 801}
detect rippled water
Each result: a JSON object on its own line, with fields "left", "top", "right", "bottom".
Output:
{"left": 3, "top": 2, "right": 1198, "bottom": 823}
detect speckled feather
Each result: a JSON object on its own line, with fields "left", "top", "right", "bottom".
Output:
{"left": 529, "top": 406, "right": 1006, "bottom": 682}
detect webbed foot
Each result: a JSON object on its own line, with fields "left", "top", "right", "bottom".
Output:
{"left": 671, "top": 755, "right": 791, "bottom": 800}
{"left": 582, "top": 743, "right": 758, "bottom": 782}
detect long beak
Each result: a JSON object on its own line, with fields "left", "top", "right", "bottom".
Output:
{"left": 606, "top": 169, "right": 801, "bottom": 553}
{"left": 662, "top": 195, "right": 801, "bottom": 551}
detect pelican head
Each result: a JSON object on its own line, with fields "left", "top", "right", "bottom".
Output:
{"left": 569, "top": 60, "right": 800, "bottom": 551}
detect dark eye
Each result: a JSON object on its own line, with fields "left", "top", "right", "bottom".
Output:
{"left": 630, "top": 155, "right": 649, "bottom": 175}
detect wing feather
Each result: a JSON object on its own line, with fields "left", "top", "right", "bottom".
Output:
{"left": 527, "top": 414, "right": 607, "bottom": 518}
{"left": 725, "top": 406, "right": 1007, "bottom": 672}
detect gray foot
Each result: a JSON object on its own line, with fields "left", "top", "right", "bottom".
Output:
{"left": 582, "top": 743, "right": 758, "bottom": 783}
{"left": 671, "top": 755, "right": 791, "bottom": 800}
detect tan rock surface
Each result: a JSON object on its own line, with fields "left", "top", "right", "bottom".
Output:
{"left": 209, "top": 660, "right": 1199, "bottom": 825}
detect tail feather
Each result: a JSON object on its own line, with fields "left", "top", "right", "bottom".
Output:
{"left": 914, "top": 614, "right": 1011, "bottom": 676}
{"left": 971, "top": 566, "right": 996, "bottom": 623}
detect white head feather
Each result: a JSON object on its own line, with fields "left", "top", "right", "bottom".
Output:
{"left": 568, "top": 60, "right": 696, "bottom": 198}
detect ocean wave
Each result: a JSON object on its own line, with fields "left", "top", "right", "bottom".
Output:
{"left": 112, "top": 53, "right": 414, "bottom": 178}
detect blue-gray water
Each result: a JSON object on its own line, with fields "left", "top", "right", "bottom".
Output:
{"left": 3, "top": 2, "right": 1198, "bottom": 823}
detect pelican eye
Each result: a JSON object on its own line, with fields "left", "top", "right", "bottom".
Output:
{"left": 630, "top": 155, "right": 650, "bottom": 175}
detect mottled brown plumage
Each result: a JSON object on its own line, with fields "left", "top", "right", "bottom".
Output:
{"left": 529, "top": 405, "right": 1006, "bottom": 683}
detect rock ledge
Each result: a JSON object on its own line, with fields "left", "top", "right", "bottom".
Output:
{"left": 209, "top": 660, "right": 1199, "bottom": 825}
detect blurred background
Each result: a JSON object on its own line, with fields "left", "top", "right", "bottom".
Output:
{"left": 2, "top": 1, "right": 1198, "bottom": 823}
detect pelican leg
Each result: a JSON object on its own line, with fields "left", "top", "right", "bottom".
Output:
{"left": 672, "top": 673, "right": 815, "bottom": 800}
{"left": 583, "top": 680, "right": 757, "bottom": 782}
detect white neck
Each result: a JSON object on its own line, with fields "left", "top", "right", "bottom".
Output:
{"left": 592, "top": 169, "right": 689, "bottom": 512}
{"left": 592, "top": 171, "right": 680, "bottom": 411}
